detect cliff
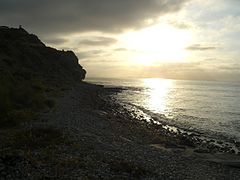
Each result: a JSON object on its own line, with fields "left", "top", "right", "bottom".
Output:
{"left": 0, "top": 26, "right": 86, "bottom": 83}
{"left": 0, "top": 26, "right": 86, "bottom": 127}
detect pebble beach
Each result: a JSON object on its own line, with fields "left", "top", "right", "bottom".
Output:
{"left": 1, "top": 82, "right": 240, "bottom": 179}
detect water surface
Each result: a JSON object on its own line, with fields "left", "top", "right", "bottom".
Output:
{"left": 87, "top": 78, "right": 240, "bottom": 142}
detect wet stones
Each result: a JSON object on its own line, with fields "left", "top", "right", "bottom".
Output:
{"left": 179, "top": 136, "right": 196, "bottom": 148}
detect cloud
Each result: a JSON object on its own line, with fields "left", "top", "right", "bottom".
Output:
{"left": 186, "top": 44, "right": 217, "bottom": 51}
{"left": 169, "top": 20, "right": 191, "bottom": 29}
{"left": 114, "top": 48, "right": 142, "bottom": 53}
{"left": 78, "top": 37, "right": 117, "bottom": 46}
{"left": 219, "top": 64, "right": 240, "bottom": 72}
{"left": 82, "top": 59, "right": 122, "bottom": 63}
{"left": 0, "top": 0, "right": 189, "bottom": 36}
{"left": 128, "top": 62, "right": 240, "bottom": 81}
{"left": 114, "top": 48, "right": 128, "bottom": 51}
{"left": 43, "top": 37, "right": 68, "bottom": 45}
{"left": 77, "top": 50, "right": 105, "bottom": 59}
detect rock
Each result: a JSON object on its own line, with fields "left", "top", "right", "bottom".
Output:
{"left": 179, "top": 136, "right": 196, "bottom": 148}
{"left": 236, "top": 141, "right": 240, "bottom": 147}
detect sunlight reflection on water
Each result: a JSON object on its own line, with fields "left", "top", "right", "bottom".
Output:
{"left": 86, "top": 77, "right": 240, "bottom": 142}
{"left": 142, "top": 78, "right": 173, "bottom": 113}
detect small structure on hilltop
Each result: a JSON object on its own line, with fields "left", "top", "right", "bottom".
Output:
{"left": 0, "top": 26, "right": 9, "bottom": 30}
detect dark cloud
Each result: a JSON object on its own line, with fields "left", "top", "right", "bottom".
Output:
{"left": 78, "top": 37, "right": 117, "bottom": 46}
{"left": 0, "top": 0, "right": 189, "bottom": 36}
{"left": 186, "top": 44, "right": 217, "bottom": 51}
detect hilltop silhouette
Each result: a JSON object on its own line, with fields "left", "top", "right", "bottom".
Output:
{"left": 0, "top": 26, "right": 86, "bottom": 83}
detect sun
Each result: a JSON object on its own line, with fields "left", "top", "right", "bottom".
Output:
{"left": 119, "top": 23, "right": 192, "bottom": 66}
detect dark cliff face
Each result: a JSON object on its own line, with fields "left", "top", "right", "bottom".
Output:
{"left": 0, "top": 26, "right": 86, "bottom": 82}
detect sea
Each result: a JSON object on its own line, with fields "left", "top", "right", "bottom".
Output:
{"left": 86, "top": 78, "right": 240, "bottom": 143}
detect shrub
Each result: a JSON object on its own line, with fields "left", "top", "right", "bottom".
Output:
{"left": 0, "top": 74, "right": 48, "bottom": 127}
{"left": 10, "top": 79, "right": 46, "bottom": 110}
{"left": 7, "top": 109, "right": 35, "bottom": 124}
{"left": 44, "top": 99, "right": 56, "bottom": 108}
{"left": 0, "top": 75, "right": 12, "bottom": 119}
{"left": 12, "top": 128, "right": 65, "bottom": 150}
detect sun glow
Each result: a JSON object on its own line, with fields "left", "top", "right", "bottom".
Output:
{"left": 120, "top": 24, "right": 192, "bottom": 65}
{"left": 143, "top": 78, "right": 173, "bottom": 113}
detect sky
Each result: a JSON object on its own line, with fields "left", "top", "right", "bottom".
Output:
{"left": 0, "top": 0, "right": 239, "bottom": 82}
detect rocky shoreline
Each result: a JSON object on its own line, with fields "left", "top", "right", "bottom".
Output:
{"left": 1, "top": 82, "right": 240, "bottom": 179}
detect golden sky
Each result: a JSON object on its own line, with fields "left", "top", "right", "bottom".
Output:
{"left": 1, "top": 0, "right": 239, "bottom": 81}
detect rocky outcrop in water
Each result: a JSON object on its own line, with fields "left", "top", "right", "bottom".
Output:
{"left": 0, "top": 26, "right": 86, "bottom": 83}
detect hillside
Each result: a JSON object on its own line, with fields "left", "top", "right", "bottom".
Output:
{"left": 0, "top": 26, "right": 86, "bottom": 127}
{"left": 0, "top": 26, "right": 86, "bottom": 83}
